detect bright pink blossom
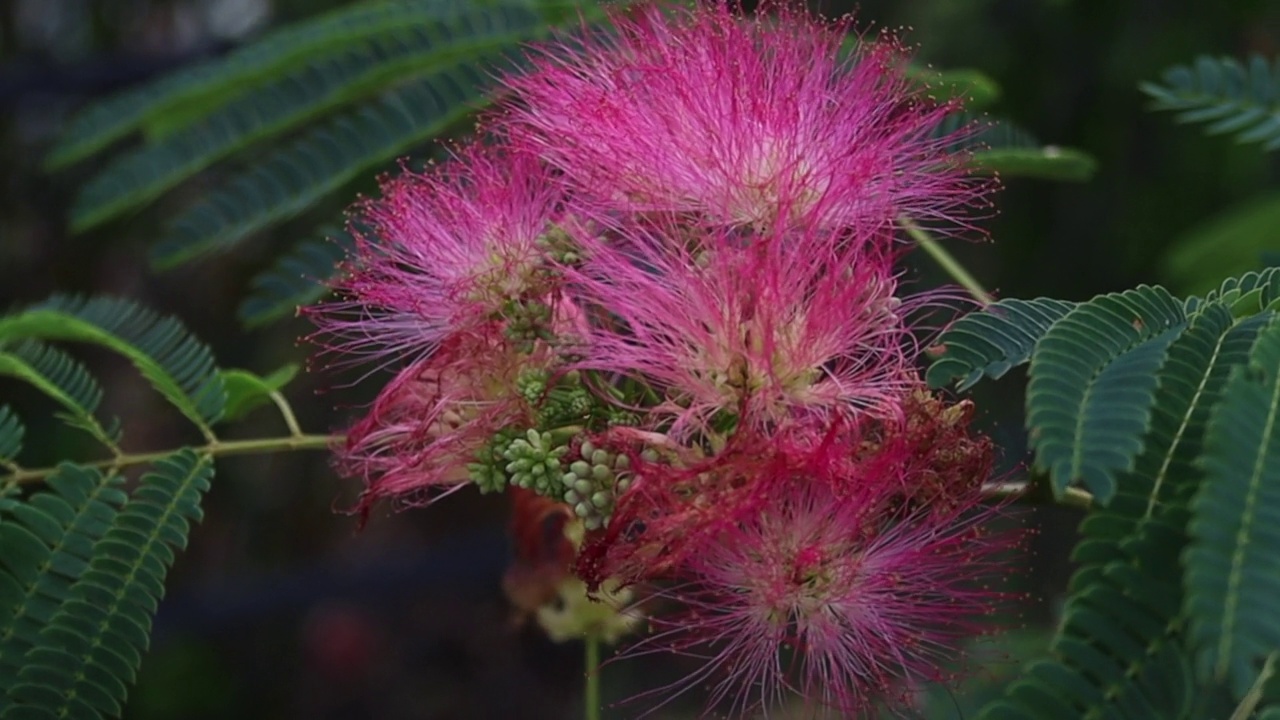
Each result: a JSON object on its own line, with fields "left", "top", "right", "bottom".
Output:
{"left": 316, "top": 142, "right": 564, "bottom": 365}
{"left": 501, "top": 3, "right": 989, "bottom": 235}
{"left": 563, "top": 218, "right": 916, "bottom": 439}
{"left": 621, "top": 441, "right": 1014, "bottom": 717}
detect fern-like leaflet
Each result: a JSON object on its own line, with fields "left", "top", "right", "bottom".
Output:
{"left": 1142, "top": 55, "right": 1280, "bottom": 150}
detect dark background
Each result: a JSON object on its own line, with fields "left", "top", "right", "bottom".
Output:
{"left": 2, "top": 0, "right": 1279, "bottom": 717}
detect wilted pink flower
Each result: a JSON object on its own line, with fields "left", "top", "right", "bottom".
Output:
{"left": 575, "top": 387, "right": 997, "bottom": 592}
{"left": 502, "top": 2, "right": 989, "bottom": 235}
{"left": 562, "top": 218, "right": 915, "bottom": 440}
{"left": 316, "top": 142, "right": 564, "bottom": 365}
{"left": 339, "top": 330, "right": 535, "bottom": 519}
{"left": 623, "top": 442, "right": 1014, "bottom": 718}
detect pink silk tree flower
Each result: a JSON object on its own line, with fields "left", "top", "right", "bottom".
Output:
{"left": 500, "top": 2, "right": 990, "bottom": 236}
{"left": 620, "top": 442, "right": 1015, "bottom": 718}
{"left": 339, "top": 330, "right": 537, "bottom": 519}
{"left": 574, "top": 388, "right": 997, "bottom": 591}
{"left": 562, "top": 217, "right": 916, "bottom": 441}
{"left": 316, "top": 141, "right": 565, "bottom": 366}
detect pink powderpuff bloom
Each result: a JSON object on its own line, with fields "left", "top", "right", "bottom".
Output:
{"left": 316, "top": 141, "right": 565, "bottom": 366}
{"left": 501, "top": 2, "right": 991, "bottom": 236}
{"left": 562, "top": 216, "right": 917, "bottom": 440}
{"left": 339, "top": 329, "right": 535, "bottom": 519}
{"left": 575, "top": 386, "right": 996, "bottom": 591}
{"left": 624, "top": 455, "right": 1016, "bottom": 718}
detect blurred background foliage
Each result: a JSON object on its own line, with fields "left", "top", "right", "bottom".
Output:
{"left": 2, "top": 0, "right": 1280, "bottom": 717}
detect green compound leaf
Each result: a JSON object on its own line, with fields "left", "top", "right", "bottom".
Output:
{"left": 1142, "top": 55, "right": 1280, "bottom": 151}
{"left": 933, "top": 112, "right": 1038, "bottom": 152}
{"left": 977, "top": 523, "right": 1194, "bottom": 720}
{"left": 0, "top": 451, "right": 213, "bottom": 720}
{"left": 926, "top": 297, "right": 1077, "bottom": 391}
{"left": 0, "top": 297, "right": 226, "bottom": 435}
{"left": 930, "top": 113, "right": 1097, "bottom": 181}
{"left": 1026, "top": 285, "right": 1188, "bottom": 503}
{"left": 0, "top": 341, "right": 120, "bottom": 450}
{"left": 0, "top": 465, "right": 128, "bottom": 686}
{"left": 69, "top": 4, "right": 542, "bottom": 232}
{"left": 1187, "top": 315, "right": 1280, "bottom": 698}
{"left": 978, "top": 305, "right": 1270, "bottom": 720}
{"left": 968, "top": 145, "right": 1098, "bottom": 182}
{"left": 1191, "top": 266, "right": 1280, "bottom": 317}
{"left": 0, "top": 408, "right": 22, "bottom": 464}
{"left": 904, "top": 67, "right": 1002, "bottom": 110}
{"left": 1070, "top": 306, "right": 1271, "bottom": 591}
{"left": 44, "top": 0, "right": 498, "bottom": 169}
{"left": 238, "top": 229, "right": 353, "bottom": 328}
{"left": 220, "top": 364, "right": 300, "bottom": 423}
{"left": 150, "top": 59, "right": 499, "bottom": 269}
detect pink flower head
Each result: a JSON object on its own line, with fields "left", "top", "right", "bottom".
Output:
{"left": 501, "top": 2, "right": 989, "bottom": 235}
{"left": 623, "top": 446, "right": 1015, "bottom": 717}
{"left": 564, "top": 217, "right": 915, "bottom": 440}
{"left": 575, "top": 388, "right": 997, "bottom": 589}
{"left": 339, "top": 330, "right": 535, "bottom": 519}
{"left": 316, "top": 141, "right": 564, "bottom": 365}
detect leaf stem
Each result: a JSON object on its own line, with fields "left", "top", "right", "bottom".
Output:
{"left": 584, "top": 631, "right": 602, "bottom": 720}
{"left": 899, "top": 217, "right": 995, "bottom": 306}
{"left": 982, "top": 481, "right": 1093, "bottom": 510}
{"left": 2, "top": 433, "right": 338, "bottom": 486}
{"left": 1229, "top": 651, "right": 1277, "bottom": 720}
{"left": 269, "top": 390, "right": 305, "bottom": 438}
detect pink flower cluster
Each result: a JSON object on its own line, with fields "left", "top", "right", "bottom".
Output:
{"left": 314, "top": 2, "right": 1014, "bottom": 716}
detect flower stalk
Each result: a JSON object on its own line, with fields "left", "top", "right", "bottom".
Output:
{"left": 584, "top": 632, "right": 602, "bottom": 720}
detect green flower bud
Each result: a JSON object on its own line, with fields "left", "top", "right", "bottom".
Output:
{"left": 502, "top": 428, "right": 568, "bottom": 495}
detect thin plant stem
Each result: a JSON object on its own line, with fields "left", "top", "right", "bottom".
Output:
{"left": 269, "top": 390, "right": 305, "bottom": 438}
{"left": 2, "top": 433, "right": 338, "bottom": 486}
{"left": 899, "top": 217, "right": 995, "bottom": 306}
{"left": 982, "top": 481, "right": 1093, "bottom": 510}
{"left": 1230, "top": 651, "right": 1277, "bottom": 720}
{"left": 584, "top": 632, "right": 602, "bottom": 720}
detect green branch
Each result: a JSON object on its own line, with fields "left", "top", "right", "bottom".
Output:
{"left": 900, "top": 217, "right": 995, "bottom": 306}
{"left": 2, "top": 433, "right": 339, "bottom": 486}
